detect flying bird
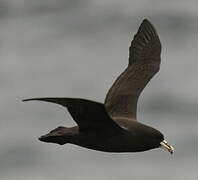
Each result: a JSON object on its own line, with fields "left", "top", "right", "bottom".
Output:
{"left": 23, "top": 19, "right": 174, "bottom": 154}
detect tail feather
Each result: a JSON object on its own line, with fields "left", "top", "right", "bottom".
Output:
{"left": 39, "top": 126, "right": 73, "bottom": 145}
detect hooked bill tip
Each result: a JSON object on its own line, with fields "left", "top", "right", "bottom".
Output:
{"left": 160, "top": 140, "right": 174, "bottom": 155}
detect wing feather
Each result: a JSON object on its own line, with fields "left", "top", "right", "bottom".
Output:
{"left": 23, "top": 97, "right": 124, "bottom": 133}
{"left": 105, "top": 19, "right": 161, "bottom": 120}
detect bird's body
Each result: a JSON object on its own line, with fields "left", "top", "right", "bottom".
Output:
{"left": 48, "top": 119, "right": 161, "bottom": 153}
{"left": 24, "top": 19, "right": 174, "bottom": 154}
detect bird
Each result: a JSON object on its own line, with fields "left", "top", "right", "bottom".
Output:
{"left": 23, "top": 19, "right": 174, "bottom": 154}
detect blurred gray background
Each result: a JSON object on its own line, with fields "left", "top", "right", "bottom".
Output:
{"left": 0, "top": 0, "right": 198, "bottom": 179}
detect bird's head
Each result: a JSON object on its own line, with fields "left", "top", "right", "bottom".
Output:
{"left": 137, "top": 124, "right": 174, "bottom": 154}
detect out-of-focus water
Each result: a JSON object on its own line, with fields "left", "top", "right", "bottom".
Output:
{"left": 0, "top": 0, "right": 198, "bottom": 179}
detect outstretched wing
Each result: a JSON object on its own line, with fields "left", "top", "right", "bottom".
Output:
{"left": 23, "top": 98, "right": 124, "bottom": 133}
{"left": 105, "top": 19, "right": 161, "bottom": 120}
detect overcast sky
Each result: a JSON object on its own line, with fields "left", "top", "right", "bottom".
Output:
{"left": 0, "top": 1, "right": 198, "bottom": 180}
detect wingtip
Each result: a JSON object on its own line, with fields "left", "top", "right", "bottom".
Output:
{"left": 137, "top": 18, "right": 158, "bottom": 39}
{"left": 22, "top": 98, "right": 40, "bottom": 102}
{"left": 129, "top": 18, "right": 161, "bottom": 65}
{"left": 142, "top": 18, "right": 152, "bottom": 25}
{"left": 22, "top": 99, "right": 28, "bottom": 102}
{"left": 21, "top": 97, "right": 70, "bottom": 106}
{"left": 140, "top": 18, "right": 156, "bottom": 31}
{"left": 142, "top": 18, "right": 149, "bottom": 22}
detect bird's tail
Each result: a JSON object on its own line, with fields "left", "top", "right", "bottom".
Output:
{"left": 39, "top": 126, "right": 73, "bottom": 145}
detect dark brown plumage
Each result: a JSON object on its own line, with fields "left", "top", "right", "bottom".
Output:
{"left": 23, "top": 19, "right": 174, "bottom": 154}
